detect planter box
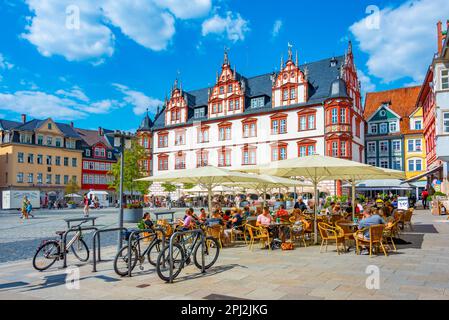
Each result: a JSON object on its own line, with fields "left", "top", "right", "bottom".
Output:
{"left": 124, "top": 208, "right": 144, "bottom": 223}
{"left": 68, "top": 204, "right": 77, "bottom": 209}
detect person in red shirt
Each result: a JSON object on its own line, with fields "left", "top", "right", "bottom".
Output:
{"left": 422, "top": 189, "right": 429, "bottom": 210}
{"left": 276, "top": 205, "right": 289, "bottom": 218}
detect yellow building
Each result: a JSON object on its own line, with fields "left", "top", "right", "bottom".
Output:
{"left": 404, "top": 107, "right": 427, "bottom": 180}
{"left": 0, "top": 116, "right": 83, "bottom": 206}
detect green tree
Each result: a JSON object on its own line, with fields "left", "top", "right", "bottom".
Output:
{"left": 108, "top": 140, "right": 152, "bottom": 197}
{"left": 162, "top": 182, "right": 177, "bottom": 195}
{"left": 183, "top": 183, "right": 195, "bottom": 190}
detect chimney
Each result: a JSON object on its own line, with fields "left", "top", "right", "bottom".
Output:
{"left": 70, "top": 121, "right": 74, "bottom": 128}
{"left": 98, "top": 127, "right": 103, "bottom": 136}
{"left": 21, "top": 114, "right": 26, "bottom": 124}
{"left": 438, "top": 21, "right": 443, "bottom": 56}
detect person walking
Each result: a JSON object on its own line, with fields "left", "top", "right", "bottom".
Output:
{"left": 421, "top": 189, "right": 429, "bottom": 210}
{"left": 20, "top": 196, "right": 29, "bottom": 220}
{"left": 83, "top": 194, "right": 90, "bottom": 217}
{"left": 26, "top": 199, "right": 34, "bottom": 218}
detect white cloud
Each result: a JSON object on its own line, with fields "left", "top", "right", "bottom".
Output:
{"left": 0, "top": 54, "right": 14, "bottom": 70}
{"left": 0, "top": 91, "right": 87, "bottom": 120}
{"left": 272, "top": 20, "right": 283, "bottom": 38}
{"left": 22, "top": 0, "right": 115, "bottom": 63}
{"left": 56, "top": 86, "right": 89, "bottom": 102}
{"left": 358, "top": 70, "right": 376, "bottom": 93}
{"left": 154, "top": 0, "right": 211, "bottom": 19}
{"left": 113, "top": 83, "right": 163, "bottom": 115}
{"left": 202, "top": 11, "right": 250, "bottom": 42}
{"left": 350, "top": 0, "right": 449, "bottom": 83}
{"left": 21, "top": 0, "right": 213, "bottom": 62}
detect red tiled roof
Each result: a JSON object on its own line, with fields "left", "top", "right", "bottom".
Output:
{"left": 363, "top": 86, "right": 422, "bottom": 135}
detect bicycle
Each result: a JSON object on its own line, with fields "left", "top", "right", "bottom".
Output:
{"left": 32, "top": 221, "right": 89, "bottom": 271}
{"left": 113, "top": 228, "right": 165, "bottom": 277}
{"left": 155, "top": 224, "right": 220, "bottom": 282}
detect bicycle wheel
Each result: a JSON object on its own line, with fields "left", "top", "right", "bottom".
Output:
{"left": 193, "top": 237, "right": 220, "bottom": 270}
{"left": 147, "top": 239, "right": 162, "bottom": 266}
{"left": 114, "top": 245, "right": 138, "bottom": 277}
{"left": 156, "top": 243, "right": 185, "bottom": 282}
{"left": 70, "top": 238, "right": 89, "bottom": 262}
{"left": 32, "top": 241, "right": 60, "bottom": 271}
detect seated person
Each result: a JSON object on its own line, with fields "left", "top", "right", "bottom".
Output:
{"left": 242, "top": 206, "right": 251, "bottom": 218}
{"left": 138, "top": 212, "right": 154, "bottom": 230}
{"left": 275, "top": 205, "right": 289, "bottom": 218}
{"left": 224, "top": 209, "right": 244, "bottom": 241}
{"left": 198, "top": 208, "right": 207, "bottom": 223}
{"left": 256, "top": 207, "right": 273, "bottom": 228}
{"left": 325, "top": 202, "right": 336, "bottom": 215}
{"left": 294, "top": 198, "right": 308, "bottom": 211}
{"left": 223, "top": 210, "right": 232, "bottom": 223}
{"left": 356, "top": 207, "right": 385, "bottom": 241}
{"left": 206, "top": 211, "right": 225, "bottom": 227}
{"left": 177, "top": 209, "right": 195, "bottom": 231}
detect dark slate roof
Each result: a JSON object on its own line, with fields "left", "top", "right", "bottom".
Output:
{"left": 0, "top": 119, "right": 21, "bottom": 130}
{"left": 138, "top": 112, "right": 153, "bottom": 131}
{"left": 151, "top": 55, "right": 345, "bottom": 130}
{"left": 75, "top": 128, "right": 113, "bottom": 147}
{"left": 328, "top": 78, "right": 349, "bottom": 98}
{"left": 12, "top": 119, "right": 81, "bottom": 139}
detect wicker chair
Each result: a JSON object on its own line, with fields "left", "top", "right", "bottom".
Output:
{"left": 383, "top": 220, "right": 399, "bottom": 252}
{"left": 402, "top": 210, "right": 413, "bottom": 231}
{"left": 335, "top": 220, "right": 355, "bottom": 244}
{"left": 207, "top": 225, "right": 224, "bottom": 248}
{"left": 317, "top": 222, "right": 346, "bottom": 255}
{"left": 245, "top": 225, "right": 270, "bottom": 250}
{"left": 354, "top": 224, "right": 387, "bottom": 257}
{"left": 230, "top": 222, "right": 247, "bottom": 243}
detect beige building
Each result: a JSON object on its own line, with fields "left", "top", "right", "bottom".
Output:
{"left": 0, "top": 116, "right": 83, "bottom": 206}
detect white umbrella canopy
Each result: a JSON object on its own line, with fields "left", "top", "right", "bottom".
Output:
{"left": 137, "top": 166, "right": 265, "bottom": 214}
{"left": 64, "top": 193, "right": 82, "bottom": 198}
{"left": 235, "top": 155, "right": 397, "bottom": 243}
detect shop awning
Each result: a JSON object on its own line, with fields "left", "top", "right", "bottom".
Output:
{"left": 403, "top": 165, "right": 443, "bottom": 183}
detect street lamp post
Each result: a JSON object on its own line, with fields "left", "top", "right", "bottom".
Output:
{"left": 112, "top": 130, "right": 134, "bottom": 251}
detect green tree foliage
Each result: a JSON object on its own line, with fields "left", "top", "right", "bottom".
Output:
{"left": 183, "top": 183, "right": 195, "bottom": 190}
{"left": 109, "top": 140, "right": 151, "bottom": 196}
{"left": 162, "top": 182, "right": 177, "bottom": 194}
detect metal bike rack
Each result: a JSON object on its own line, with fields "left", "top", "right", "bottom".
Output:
{"left": 91, "top": 227, "right": 128, "bottom": 272}
{"left": 62, "top": 226, "right": 99, "bottom": 268}
{"left": 168, "top": 229, "right": 206, "bottom": 284}
{"left": 126, "top": 227, "right": 166, "bottom": 278}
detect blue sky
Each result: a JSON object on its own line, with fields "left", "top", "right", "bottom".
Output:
{"left": 0, "top": 0, "right": 448, "bottom": 131}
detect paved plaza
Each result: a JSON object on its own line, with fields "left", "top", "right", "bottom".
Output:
{"left": 0, "top": 209, "right": 449, "bottom": 300}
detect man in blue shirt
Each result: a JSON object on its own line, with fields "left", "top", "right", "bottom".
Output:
{"left": 357, "top": 207, "right": 385, "bottom": 240}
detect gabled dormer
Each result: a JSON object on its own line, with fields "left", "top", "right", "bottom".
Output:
{"left": 165, "top": 79, "right": 189, "bottom": 126}
{"left": 208, "top": 49, "right": 245, "bottom": 119}
{"left": 272, "top": 45, "right": 308, "bottom": 108}
{"left": 340, "top": 41, "right": 362, "bottom": 112}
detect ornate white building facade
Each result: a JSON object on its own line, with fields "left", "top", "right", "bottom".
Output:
{"left": 138, "top": 43, "right": 365, "bottom": 196}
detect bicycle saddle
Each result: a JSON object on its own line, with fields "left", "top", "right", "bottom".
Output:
{"left": 55, "top": 231, "right": 65, "bottom": 236}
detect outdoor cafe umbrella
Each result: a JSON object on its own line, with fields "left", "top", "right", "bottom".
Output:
{"left": 137, "top": 166, "right": 264, "bottom": 214}
{"left": 225, "top": 174, "right": 311, "bottom": 207}
{"left": 234, "top": 155, "right": 390, "bottom": 244}
{"left": 64, "top": 194, "right": 82, "bottom": 198}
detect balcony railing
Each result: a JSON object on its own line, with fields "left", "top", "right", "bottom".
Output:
{"left": 325, "top": 124, "right": 351, "bottom": 134}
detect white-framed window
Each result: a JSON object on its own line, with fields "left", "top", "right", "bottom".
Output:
{"left": 367, "top": 142, "right": 376, "bottom": 154}
{"left": 16, "top": 172, "right": 24, "bottom": 183}
{"left": 331, "top": 109, "right": 338, "bottom": 124}
{"left": 332, "top": 142, "right": 338, "bottom": 157}
{"left": 442, "top": 69, "right": 449, "bottom": 90}
{"left": 86, "top": 149, "right": 91, "bottom": 156}
{"left": 408, "top": 159, "right": 423, "bottom": 172}
{"left": 380, "top": 123, "right": 388, "bottom": 134}
{"left": 340, "top": 141, "right": 346, "bottom": 157}
{"left": 194, "top": 108, "right": 205, "bottom": 119}
{"left": 340, "top": 109, "right": 346, "bottom": 123}
{"left": 28, "top": 173, "right": 33, "bottom": 183}
{"left": 379, "top": 141, "right": 389, "bottom": 154}
{"left": 413, "top": 119, "right": 422, "bottom": 130}
{"left": 392, "top": 140, "right": 401, "bottom": 153}
{"left": 251, "top": 97, "right": 265, "bottom": 109}
{"left": 290, "top": 88, "right": 296, "bottom": 100}
{"left": 308, "top": 115, "right": 315, "bottom": 129}
{"left": 392, "top": 158, "right": 402, "bottom": 170}
{"left": 368, "top": 159, "right": 376, "bottom": 166}
{"left": 444, "top": 112, "right": 449, "bottom": 133}
{"left": 389, "top": 122, "right": 398, "bottom": 133}
{"left": 299, "top": 117, "right": 306, "bottom": 131}
{"left": 370, "top": 124, "right": 377, "bottom": 134}
{"left": 408, "top": 139, "right": 422, "bottom": 152}
{"left": 380, "top": 159, "right": 389, "bottom": 169}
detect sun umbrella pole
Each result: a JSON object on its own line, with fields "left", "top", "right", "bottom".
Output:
{"left": 207, "top": 184, "right": 213, "bottom": 216}
{"left": 352, "top": 179, "right": 356, "bottom": 221}
{"left": 314, "top": 179, "right": 319, "bottom": 245}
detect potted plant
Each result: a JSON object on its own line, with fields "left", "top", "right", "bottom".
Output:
{"left": 67, "top": 200, "right": 77, "bottom": 209}
{"left": 124, "top": 202, "right": 144, "bottom": 223}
